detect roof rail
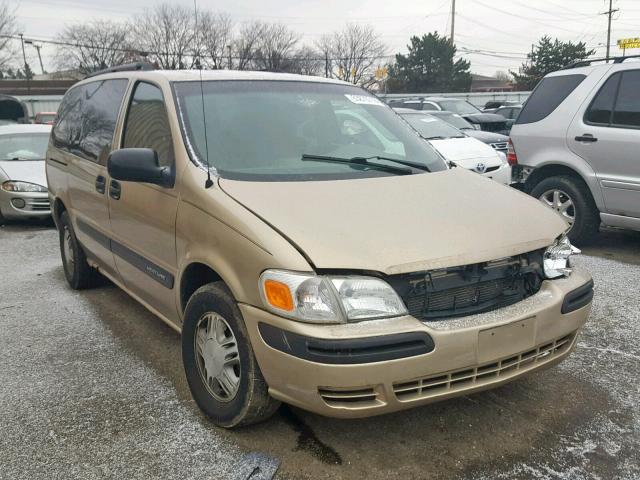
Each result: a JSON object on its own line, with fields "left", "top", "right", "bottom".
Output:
{"left": 85, "top": 62, "right": 156, "bottom": 79}
{"left": 561, "top": 54, "right": 640, "bottom": 70}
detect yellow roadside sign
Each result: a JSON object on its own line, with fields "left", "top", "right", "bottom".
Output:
{"left": 618, "top": 37, "right": 640, "bottom": 49}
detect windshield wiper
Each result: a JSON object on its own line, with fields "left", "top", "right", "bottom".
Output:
{"left": 301, "top": 154, "right": 423, "bottom": 175}
{"left": 424, "top": 135, "right": 446, "bottom": 140}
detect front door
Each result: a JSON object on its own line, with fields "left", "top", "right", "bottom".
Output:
{"left": 107, "top": 81, "right": 180, "bottom": 324}
{"left": 568, "top": 69, "right": 640, "bottom": 219}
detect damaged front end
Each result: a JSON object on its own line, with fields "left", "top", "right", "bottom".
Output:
{"left": 387, "top": 250, "right": 545, "bottom": 321}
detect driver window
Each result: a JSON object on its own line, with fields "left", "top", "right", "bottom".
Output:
{"left": 123, "top": 82, "right": 174, "bottom": 168}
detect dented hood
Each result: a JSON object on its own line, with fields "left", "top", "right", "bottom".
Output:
{"left": 219, "top": 168, "right": 567, "bottom": 275}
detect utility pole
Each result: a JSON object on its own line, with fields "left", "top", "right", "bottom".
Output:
{"left": 603, "top": 0, "right": 619, "bottom": 62}
{"left": 25, "top": 40, "right": 45, "bottom": 74}
{"left": 19, "top": 33, "right": 31, "bottom": 93}
{"left": 450, "top": 0, "right": 456, "bottom": 45}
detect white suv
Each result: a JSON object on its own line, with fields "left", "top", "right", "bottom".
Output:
{"left": 510, "top": 57, "right": 640, "bottom": 243}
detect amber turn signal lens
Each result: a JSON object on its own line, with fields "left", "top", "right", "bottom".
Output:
{"left": 264, "top": 279, "right": 294, "bottom": 311}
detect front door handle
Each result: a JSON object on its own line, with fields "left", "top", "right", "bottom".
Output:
{"left": 95, "top": 175, "right": 106, "bottom": 194}
{"left": 575, "top": 133, "right": 598, "bottom": 143}
{"left": 109, "top": 179, "right": 121, "bottom": 200}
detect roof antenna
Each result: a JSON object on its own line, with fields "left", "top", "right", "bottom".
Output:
{"left": 194, "top": 0, "right": 213, "bottom": 189}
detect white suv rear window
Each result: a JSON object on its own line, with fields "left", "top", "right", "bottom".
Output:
{"left": 516, "top": 74, "right": 586, "bottom": 125}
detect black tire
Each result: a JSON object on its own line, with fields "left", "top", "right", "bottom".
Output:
{"left": 58, "top": 211, "right": 100, "bottom": 289}
{"left": 0, "top": 210, "right": 4, "bottom": 226}
{"left": 530, "top": 175, "right": 600, "bottom": 245}
{"left": 182, "top": 282, "right": 280, "bottom": 428}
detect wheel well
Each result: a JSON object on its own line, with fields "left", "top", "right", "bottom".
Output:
{"left": 180, "top": 263, "right": 223, "bottom": 314}
{"left": 52, "top": 198, "right": 67, "bottom": 228}
{"left": 524, "top": 164, "right": 587, "bottom": 193}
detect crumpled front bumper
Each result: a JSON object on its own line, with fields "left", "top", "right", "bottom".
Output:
{"left": 241, "top": 268, "right": 593, "bottom": 418}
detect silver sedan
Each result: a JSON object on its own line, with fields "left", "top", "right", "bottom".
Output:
{"left": 0, "top": 124, "right": 52, "bottom": 224}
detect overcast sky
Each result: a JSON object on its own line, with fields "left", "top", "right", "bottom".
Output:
{"left": 12, "top": 0, "right": 640, "bottom": 76}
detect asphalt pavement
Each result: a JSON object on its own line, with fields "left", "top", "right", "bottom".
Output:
{"left": 0, "top": 221, "right": 638, "bottom": 480}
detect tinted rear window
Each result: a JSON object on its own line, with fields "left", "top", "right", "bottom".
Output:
{"left": 52, "top": 79, "right": 128, "bottom": 163}
{"left": 516, "top": 74, "right": 585, "bottom": 125}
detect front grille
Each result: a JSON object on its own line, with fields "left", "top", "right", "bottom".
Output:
{"left": 25, "top": 198, "right": 50, "bottom": 212}
{"left": 393, "top": 332, "right": 576, "bottom": 400}
{"left": 481, "top": 121, "right": 507, "bottom": 133}
{"left": 387, "top": 251, "right": 544, "bottom": 321}
{"left": 318, "top": 386, "right": 381, "bottom": 408}
{"left": 484, "top": 165, "right": 500, "bottom": 173}
{"left": 490, "top": 142, "right": 508, "bottom": 153}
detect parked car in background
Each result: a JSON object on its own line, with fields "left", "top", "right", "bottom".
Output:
{"left": 34, "top": 112, "right": 57, "bottom": 125}
{"left": 0, "top": 95, "right": 30, "bottom": 124}
{"left": 47, "top": 66, "right": 592, "bottom": 428}
{"left": 0, "top": 124, "right": 52, "bottom": 224}
{"left": 395, "top": 108, "right": 511, "bottom": 184}
{"left": 493, "top": 105, "right": 522, "bottom": 132}
{"left": 483, "top": 100, "right": 521, "bottom": 110}
{"left": 390, "top": 97, "right": 509, "bottom": 134}
{"left": 428, "top": 110, "right": 510, "bottom": 155}
{"left": 510, "top": 57, "right": 640, "bottom": 243}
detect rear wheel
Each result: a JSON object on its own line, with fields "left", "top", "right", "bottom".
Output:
{"left": 182, "top": 282, "right": 280, "bottom": 428}
{"left": 530, "top": 175, "right": 599, "bottom": 245}
{"left": 58, "top": 211, "right": 99, "bottom": 289}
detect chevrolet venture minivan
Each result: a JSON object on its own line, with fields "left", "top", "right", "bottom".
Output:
{"left": 46, "top": 65, "right": 594, "bottom": 428}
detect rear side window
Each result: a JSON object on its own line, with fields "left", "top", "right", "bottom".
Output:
{"left": 612, "top": 70, "right": 640, "bottom": 127}
{"left": 585, "top": 73, "right": 620, "bottom": 125}
{"left": 421, "top": 103, "right": 438, "bottom": 111}
{"left": 516, "top": 74, "right": 585, "bottom": 124}
{"left": 52, "top": 79, "right": 128, "bottom": 164}
{"left": 122, "top": 82, "right": 174, "bottom": 168}
{"left": 584, "top": 70, "right": 640, "bottom": 129}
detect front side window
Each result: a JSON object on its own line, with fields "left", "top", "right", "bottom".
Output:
{"left": 0, "top": 133, "right": 50, "bottom": 161}
{"left": 52, "top": 79, "right": 128, "bottom": 163}
{"left": 173, "top": 80, "right": 447, "bottom": 181}
{"left": 122, "top": 82, "right": 174, "bottom": 168}
{"left": 516, "top": 74, "right": 585, "bottom": 125}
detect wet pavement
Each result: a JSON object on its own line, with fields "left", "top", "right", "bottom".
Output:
{"left": 0, "top": 221, "right": 638, "bottom": 479}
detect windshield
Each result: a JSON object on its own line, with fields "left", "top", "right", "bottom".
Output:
{"left": 401, "top": 113, "right": 464, "bottom": 139}
{"left": 173, "top": 80, "right": 447, "bottom": 181}
{"left": 37, "top": 114, "right": 56, "bottom": 123}
{"left": 438, "top": 100, "right": 480, "bottom": 115}
{"left": 433, "top": 112, "right": 474, "bottom": 130}
{"left": 0, "top": 133, "right": 49, "bottom": 161}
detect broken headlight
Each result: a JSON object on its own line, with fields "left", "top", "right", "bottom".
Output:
{"left": 543, "top": 235, "right": 580, "bottom": 279}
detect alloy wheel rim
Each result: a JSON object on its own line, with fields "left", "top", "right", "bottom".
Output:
{"left": 539, "top": 189, "right": 575, "bottom": 226}
{"left": 63, "top": 227, "right": 75, "bottom": 272}
{"left": 194, "top": 312, "right": 241, "bottom": 402}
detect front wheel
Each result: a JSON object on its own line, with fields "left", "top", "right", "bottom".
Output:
{"left": 182, "top": 282, "right": 280, "bottom": 428}
{"left": 530, "top": 175, "right": 600, "bottom": 245}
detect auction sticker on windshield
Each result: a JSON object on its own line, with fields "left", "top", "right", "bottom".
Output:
{"left": 345, "top": 94, "right": 385, "bottom": 106}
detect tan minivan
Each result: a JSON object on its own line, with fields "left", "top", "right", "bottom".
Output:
{"left": 46, "top": 65, "right": 593, "bottom": 428}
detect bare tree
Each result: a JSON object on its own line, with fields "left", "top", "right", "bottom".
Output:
{"left": 132, "top": 3, "right": 196, "bottom": 70}
{"left": 253, "top": 23, "right": 300, "bottom": 72}
{"left": 55, "top": 20, "right": 132, "bottom": 74}
{"left": 318, "top": 24, "right": 386, "bottom": 86}
{"left": 290, "top": 46, "right": 324, "bottom": 76}
{"left": 0, "top": 1, "right": 17, "bottom": 73}
{"left": 198, "top": 11, "right": 233, "bottom": 69}
{"left": 233, "top": 21, "right": 266, "bottom": 70}
{"left": 495, "top": 70, "right": 511, "bottom": 82}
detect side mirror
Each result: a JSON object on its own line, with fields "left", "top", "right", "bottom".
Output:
{"left": 107, "top": 148, "right": 174, "bottom": 188}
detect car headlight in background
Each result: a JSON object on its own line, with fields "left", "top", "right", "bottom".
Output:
{"left": 543, "top": 235, "right": 580, "bottom": 279}
{"left": 1, "top": 181, "right": 47, "bottom": 193}
{"left": 259, "top": 270, "right": 407, "bottom": 324}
